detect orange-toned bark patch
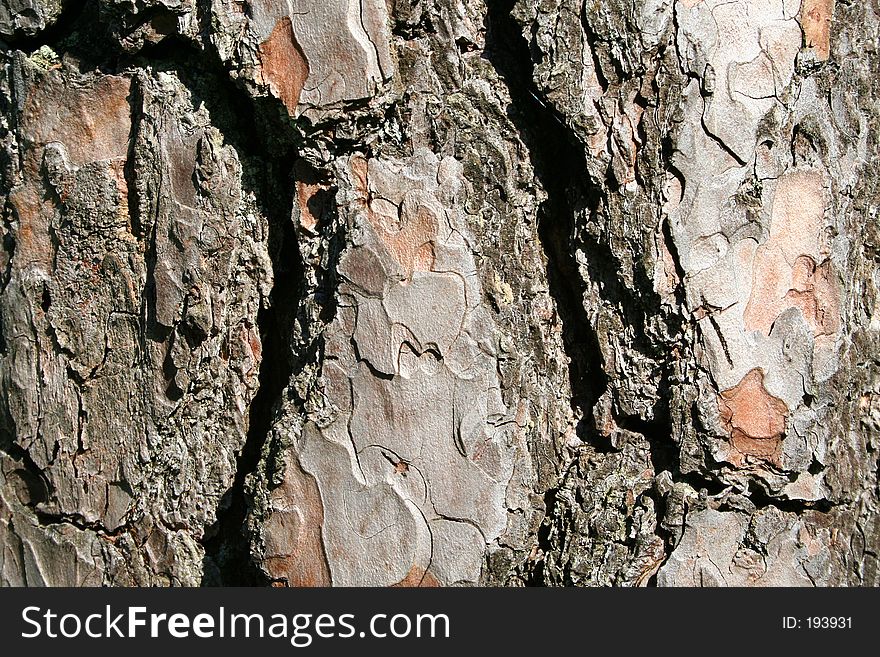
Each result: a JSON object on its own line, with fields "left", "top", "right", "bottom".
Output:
{"left": 8, "top": 186, "right": 53, "bottom": 267}
{"left": 390, "top": 566, "right": 441, "bottom": 587}
{"left": 258, "top": 17, "right": 310, "bottom": 115}
{"left": 718, "top": 368, "right": 788, "bottom": 465}
{"left": 296, "top": 180, "right": 324, "bottom": 233}
{"left": 293, "top": 160, "right": 330, "bottom": 234}
{"left": 21, "top": 73, "right": 131, "bottom": 168}
{"left": 14, "top": 72, "right": 132, "bottom": 272}
{"left": 783, "top": 255, "right": 840, "bottom": 336}
{"left": 108, "top": 159, "right": 130, "bottom": 224}
{"left": 801, "top": 0, "right": 834, "bottom": 61}
{"left": 349, "top": 156, "right": 438, "bottom": 279}
{"left": 743, "top": 170, "right": 840, "bottom": 339}
{"left": 263, "top": 455, "right": 332, "bottom": 587}
{"left": 368, "top": 198, "right": 438, "bottom": 276}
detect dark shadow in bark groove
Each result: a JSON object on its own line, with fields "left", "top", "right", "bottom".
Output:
{"left": 0, "top": 0, "right": 88, "bottom": 51}
{"left": 483, "top": 0, "right": 607, "bottom": 437}
{"left": 162, "top": 37, "right": 303, "bottom": 587}
{"left": 201, "top": 215, "right": 301, "bottom": 586}
{"left": 122, "top": 46, "right": 302, "bottom": 585}
{"left": 483, "top": 0, "right": 701, "bottom": 586}
{"left": 10, "top": 0, "right": 307, "bottom": 584}
{"left": 483, "top": 0, "right": 612, "bottom": 587}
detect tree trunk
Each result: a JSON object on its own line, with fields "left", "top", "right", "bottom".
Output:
{"left": 0, "top": 0, "right": 877, "bottom": 586}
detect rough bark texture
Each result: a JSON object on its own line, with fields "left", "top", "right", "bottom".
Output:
{"left": 0, "top": 0, "right": 877, "bottom": 586}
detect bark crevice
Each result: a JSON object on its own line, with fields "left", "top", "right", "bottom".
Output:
{"left": 4, "top": 1, "right": 308, "bottom": 583}
{"left": 484, "top": 0, "right": 607, "bottom": 435}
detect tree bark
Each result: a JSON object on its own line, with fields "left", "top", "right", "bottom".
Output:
{"left": 0, "top": 0, "right": 877, "bottom": 586}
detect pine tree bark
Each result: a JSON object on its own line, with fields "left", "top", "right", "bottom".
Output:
{"left": 0, "top": 0, "right": 877, "bottom": 586}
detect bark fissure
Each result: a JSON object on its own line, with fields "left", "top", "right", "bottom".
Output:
{"left": 0, "top": 0, "right": 87, "bottom": 51}
{"left": 2, "top": 0, "right": 310, "bottom": 584}
{"left": 484, "top": 0, "right": 606, "bottom": 434}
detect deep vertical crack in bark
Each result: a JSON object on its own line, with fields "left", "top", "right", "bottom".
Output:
{"left": 188, "top": 3, "right": 303, "bottom": 585}
{"left": 1, "top": 0, "right": 306, "bottom": 584}
{"left": 201, "top": 214, "right": 300, "bottom": 586}
{"left": 484, "top": 0, "right": 704, "bottom": 586}
{"left": 485, "top": 0, "right": 625, "bottom": 586}
{"left": 484, "top": 0, "right": 606, "bottom": 434}
{"left": 200, "top": 156, "right": 300, "bottom": 585}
